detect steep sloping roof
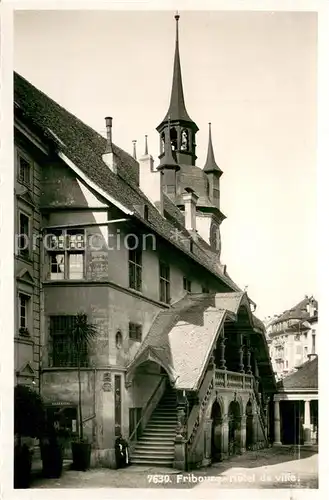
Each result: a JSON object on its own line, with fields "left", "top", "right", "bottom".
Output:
{"left": 127, "top": 292, "right": 274, "bottom": 391}
{"left": 14, "top": 72, "right": 239, "bottom": 292}
{"left": 278, "top": 357, "right": 318, "bottom": 391}
{"left": 271, "top": 297, "right": 318, "bottom": 326}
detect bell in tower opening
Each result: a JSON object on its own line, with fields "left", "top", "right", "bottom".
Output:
{"left": 181, "top": 129, "right": 189, "bottom": 151}
{"left": 170, "top": 127, "right": 178, "bottom": 150}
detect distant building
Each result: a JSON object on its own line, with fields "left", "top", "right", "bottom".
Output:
{"left": 267, "top": 296, "right": 318, "bottom": 380}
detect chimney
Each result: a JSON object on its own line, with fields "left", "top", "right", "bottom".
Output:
{"left": 102, "top": 117, "right": 117, "bottom": 174}
{"left": 139, "top": 135, "right": 164, "bottom": 215}
{"left": 309, "top": 297, "right": 316, "bottom": 318}
{"left": 182, "top": 187, "right": 199, "bottom": 231}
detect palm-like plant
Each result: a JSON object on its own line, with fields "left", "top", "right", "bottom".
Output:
{"left": 70, "top": 312, "right": 98, "bottom": 441}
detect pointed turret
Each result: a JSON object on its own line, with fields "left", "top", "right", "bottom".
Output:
{"left": 157, "top": 122, "right": 180, "bottom": 199}
{"left": 156, "top": 14, "right": 198, "bottom": 167}
{"left": 203, "top": 123, "right": 223, "bottom": 176}
{"left": 203, "top": 123, "right": 222, "bottom": 210}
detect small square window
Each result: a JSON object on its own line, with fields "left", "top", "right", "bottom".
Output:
{"left": 129, "top": 322, "right": 142, "bottom": 342}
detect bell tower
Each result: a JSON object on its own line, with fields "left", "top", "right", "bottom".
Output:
{"left": 156, "top": 14, "right": 199, "bottom": 166}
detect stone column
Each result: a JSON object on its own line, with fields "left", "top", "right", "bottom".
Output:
{"left": 221, "top": 415, "right": 229, "bottom": 460}
{"left": 238, "top": 334, "right": 245, "bottom": 373}
{"left": 173, "top": 401, "right": 187, "bottom": 470}
{"left": 254, "top": 357, "right": 260, "bottom": 392}
{"left": 219, "top": 336, "right": 226, "bottom": 370}
{"left": 273, "top": 400, "right": 282, "bottom": 446}
{"left": 238, "top": 415, "right": 247, "bottom": 454}
{"left": 303, "top": 400, "right": 312, "bottom": 445}
{"left": 246, "top": 347, "right": 252, "bottom": 374}
{"left": 202, "top": 418, "right": 213, "bottom": 466}
{"left": 252, "top": 412, "right": 258, "bottom": 450}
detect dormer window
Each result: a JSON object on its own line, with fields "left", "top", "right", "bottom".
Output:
{"left": 144, "top": 205, "right": 149, "bottom": 221}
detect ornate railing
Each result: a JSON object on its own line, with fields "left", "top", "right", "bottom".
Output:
{"left": 214, "top": 369, "right": 253, "bottom": 390}
{"left": 185, "top": 368, "right": 214, "bottom": 454}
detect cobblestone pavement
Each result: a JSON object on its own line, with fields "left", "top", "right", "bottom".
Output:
{"left": 31, "top": 446, "right": 318, "bottom": 489}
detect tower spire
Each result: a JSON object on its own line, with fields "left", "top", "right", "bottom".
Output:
{"left": 162, "top": 13, "right": 193, "bottom": 123}
{"left": 203, "top": 123, "right": 223, "bottom": 175}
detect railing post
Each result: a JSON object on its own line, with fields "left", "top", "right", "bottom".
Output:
{"left": 224, "top": 371, "right": 228, "bottom": 388}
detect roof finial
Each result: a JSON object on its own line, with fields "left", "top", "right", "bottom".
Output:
{"left": 132, "top": 140, "right": 137, "bottom": 160}
{"left": 144, "top": 135, "right": 148, "bottom": 155}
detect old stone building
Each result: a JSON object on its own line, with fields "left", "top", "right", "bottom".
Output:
{"left": 14, "top": 14, "right": 276, "bottom": 468}
{"left": 267, "top": 296, "right": 318, "bottom": 380}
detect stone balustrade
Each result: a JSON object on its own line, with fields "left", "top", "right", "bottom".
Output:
{"left": 214, "top": 369, "right": 253, "bottom": 390}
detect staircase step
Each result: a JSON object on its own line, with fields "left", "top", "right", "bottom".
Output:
{"left": 132, "top": 448, "right": 174, "bottom": 456}
{"left": 133, "top": 444, "right": 174, "bottom": 452}
{"left": 143, "top": 432, "right": 176, "bottom": 438}
{"left": 146, "top": 426, "right": 177, "bottom": 432}
{"left": 138, "top": 437, "right": 175, "bottom": 444}
{"left": 130, "top": 458, "right": 173, "bottom": 466}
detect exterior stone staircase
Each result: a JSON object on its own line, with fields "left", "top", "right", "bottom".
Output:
{"left": 130, "top": 386, "right": 177, "bottom": 466}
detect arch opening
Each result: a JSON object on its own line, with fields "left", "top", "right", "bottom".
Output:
{"left": 228, "top": 400, "right": 241, "bottom": 456}
{"left": 210, "top": 400, "right": 222, "bottom": 462}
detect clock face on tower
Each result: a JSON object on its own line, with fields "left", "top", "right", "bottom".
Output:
{"left": 210, "top": 222, "right": 221, "bottom": 257}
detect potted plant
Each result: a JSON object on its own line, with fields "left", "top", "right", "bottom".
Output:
{"left": 14, "top": 384, "right": 46, "bottom": 488}
{"left": 69, "top": 312, "right": 98, "bottom": 471}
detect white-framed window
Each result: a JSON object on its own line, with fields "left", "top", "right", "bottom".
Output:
{"left": 47, "top": 228, "right": 85, "bottom": 280}
{"left": 18, "top": 292, "right": 31, "bottom": 336}
{"left": 45, "top": 229, "right": 85, "bottom": 280}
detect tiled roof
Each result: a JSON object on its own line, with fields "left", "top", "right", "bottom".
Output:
{"left": 14, "top": 72, "right": 240, "bottom": 292}
{"left": 129, "top": 294, "right": 225, "bottom": 390}
{"left": 270, "top": 297, "right": 318, "bottom": 326}
{"left": 278, "top": 356, "right": 318, "bottom": 391}
{"left": 128, "top": 292, "right": 273, "bottom": 391}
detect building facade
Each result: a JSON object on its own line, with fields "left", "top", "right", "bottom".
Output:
{"left": 267, "top": 296, "right": 318, "bottom": 380}
{"left": 14, "top": 15, "right": 276, "bottom": 468}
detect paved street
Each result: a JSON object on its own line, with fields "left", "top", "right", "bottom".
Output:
{"left": 31, "top": 446, "right": 318, "bottom": 489}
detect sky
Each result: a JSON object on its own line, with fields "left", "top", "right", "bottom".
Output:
{"left": 14, "top": 10, "right": 317, "bottom": 320}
